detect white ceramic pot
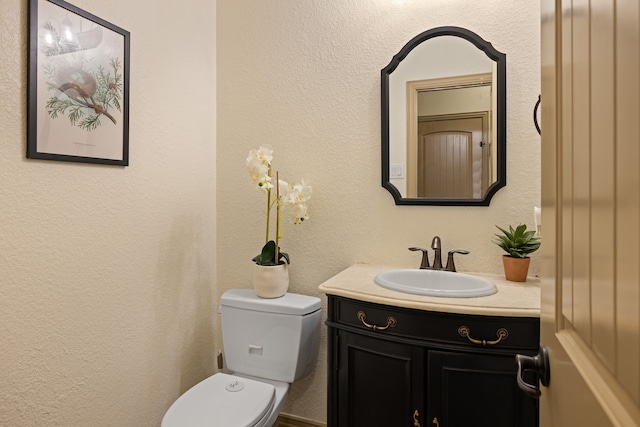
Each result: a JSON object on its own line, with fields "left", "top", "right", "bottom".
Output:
{"left": 252, "top": 263, "right": 289, "bottom": 298}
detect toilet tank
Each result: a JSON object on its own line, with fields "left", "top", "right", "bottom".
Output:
{"left": 219, "top": 289, "right": 322, "bottom": 383}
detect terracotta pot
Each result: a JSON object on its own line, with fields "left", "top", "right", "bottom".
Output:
{"left": 252, "top": 263, "right": 289, "bottom": 298}
{"left": 502, "top": 255, "right": 531, "bottom": 282}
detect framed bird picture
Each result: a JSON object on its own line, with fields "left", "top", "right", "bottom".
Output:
{"left": 27, "top": 0, "right": 130, "bottom": 166}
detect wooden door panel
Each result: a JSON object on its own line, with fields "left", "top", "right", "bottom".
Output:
{"left": 541, "top": 0, "right": 640, "bottom": 424}
{"left": 615, "top": 0, "right": 640, "bottom": 404}
{"left": 411, "top": 115, "right": 486, "bottom": 198}
{"left": 589, "top": 0, "right": 616, "bottom": 373}
{"left": 419, "top": 132, "right": 472, "bottom": 198}
{"left": 559, "top": 0, "right": 574, "bottom": 325}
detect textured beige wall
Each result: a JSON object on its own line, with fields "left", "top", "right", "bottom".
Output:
{"left": 0, "top": 1, "right": 216, "bottom": 426}
{"left": 217, "top": 0, "right": 540, "bottom": 423}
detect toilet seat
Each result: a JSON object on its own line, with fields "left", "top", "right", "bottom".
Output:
{"left": 161, "top": 372, "right": 276, "bottom": 427}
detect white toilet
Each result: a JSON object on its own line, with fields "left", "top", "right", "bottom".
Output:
{"left": 161, "top": 289, "right": 322, "bottom": 427}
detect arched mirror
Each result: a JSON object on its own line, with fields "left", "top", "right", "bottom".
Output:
{"left": 381, "top": 27, "right": 506, "bottom": 206}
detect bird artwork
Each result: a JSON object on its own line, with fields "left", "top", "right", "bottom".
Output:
{"left": 39, "top": 20, "right": 123, "bottom": 131}
{"left": 44, "top": 61, "right": 123, "bottom": 131}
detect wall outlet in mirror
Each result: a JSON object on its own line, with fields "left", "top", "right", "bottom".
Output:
{"left": 390, "top": 164, "right": 405, "bottom": 179}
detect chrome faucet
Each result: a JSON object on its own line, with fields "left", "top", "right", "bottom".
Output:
{"left": 409, "top": 236, "right": 469, "bottom": 272}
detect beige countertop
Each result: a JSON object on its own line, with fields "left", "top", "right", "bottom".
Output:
{"left": 318, "top": 264, "right": 540, "bottom": 318}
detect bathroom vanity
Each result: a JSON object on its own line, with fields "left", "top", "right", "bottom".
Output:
{"left": 319, "top": 264, "right": 540, "bottom": 427}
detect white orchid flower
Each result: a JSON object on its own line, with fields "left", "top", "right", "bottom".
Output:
{"left": 289, "top": 202, "right": 310, "bottom": 224}
{"left": 246, "top": 146, "right": 274, "bottom": 190}
{"left": 247, "top": 146, "right": 311, "bottom": 265}
{"left": 278, "top": 179, "right": 311, "bottom": 224}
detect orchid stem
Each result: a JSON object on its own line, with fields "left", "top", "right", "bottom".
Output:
{"left": 275, "top": 171, "right": 280, "bottom": 264}
{"left": 265, "top": 165, "right": 271, "bottom": 244}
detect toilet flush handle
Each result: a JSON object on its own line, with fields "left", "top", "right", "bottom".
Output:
{"left": 248, "top": 344, "right": 263, "bottom": 355}
{"left": 217, "top": 350, "right": 224, "bottom": 369}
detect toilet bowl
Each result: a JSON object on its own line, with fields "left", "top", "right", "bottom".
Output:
{"left": 161, "top": 289, "right": 322, "bottom": 427}
{"left": 161, "top": 372, "right": 288, "bottom": 427}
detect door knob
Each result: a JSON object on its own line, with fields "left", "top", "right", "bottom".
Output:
{"left": 515, "top": 346, "right": 550, "bottom": 398}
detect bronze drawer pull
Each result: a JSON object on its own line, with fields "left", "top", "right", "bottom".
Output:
{"left": 458, "top": 325, "right": 509, "bottom": 345}
{"left": 357, "top": 311, "right": 397, "bottom": 330}
{"left": 413, "top": 409, "right": 421, "bottom": 427}
{"left": 432, "top": 417, "right": 440, "bottom": 427}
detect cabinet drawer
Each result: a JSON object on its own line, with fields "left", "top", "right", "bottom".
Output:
{"left": 331, "top": 297, "right": 539, "bottom": 351}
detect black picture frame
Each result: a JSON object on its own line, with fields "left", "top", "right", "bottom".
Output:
{"left": 381, "top": 26, "right": 506, "bottom": 206}
{"left": 28, "top": 0, "right": 130, "bottom": 166}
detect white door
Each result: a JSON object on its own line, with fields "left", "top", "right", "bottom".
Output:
{"left": 539, "top": 0, "right": 640, "bottom": 425}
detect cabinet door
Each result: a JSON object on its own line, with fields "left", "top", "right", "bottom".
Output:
{"left": 428, "top": 350, "right": 538, "bottom": 427}
{"left": 337, "top": 331, "right": 426, "bottom": 427}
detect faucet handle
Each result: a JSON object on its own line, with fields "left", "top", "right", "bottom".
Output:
{"left": 445, "top": 250, "right": 469, "bottom": 272}
{"left": 409, "top": 247, "right": 430, "bottom": 269}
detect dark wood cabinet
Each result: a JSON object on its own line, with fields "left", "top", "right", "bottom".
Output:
{"left": 428, "top": 350, "right": 537, "bottom": 427}
{"left": 336, "top": 332, "right": 425, "bottom": 427}
{"left": 326, "top": 296, "right": 540, "bottom": 427}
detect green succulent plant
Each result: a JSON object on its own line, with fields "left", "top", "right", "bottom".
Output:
{"left": 493, "top": 224, "right": 541, "bottom": 258}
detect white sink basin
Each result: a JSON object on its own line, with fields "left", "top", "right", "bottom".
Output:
{"left": 374, "top": 269, "right": 497, "bottom": 298}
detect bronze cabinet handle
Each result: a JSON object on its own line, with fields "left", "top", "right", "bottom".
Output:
{"left": 413, "top": 409, "right": 421, "bottom": 427}
{"left": 432, "top": 417, "right": 440, "bottom": 427}
{"left": 357, "top": 311, "right": 397, "bottom": 331}
{"left": 458, "top": 325, "right": 508, "bottom": 345}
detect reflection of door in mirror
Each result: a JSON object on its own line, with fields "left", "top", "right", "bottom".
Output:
{"left": 414, "top": 115, "right": 488, "bottom": 198}
{"left": 406, "top": 73, "right": 493, "bottom": 199}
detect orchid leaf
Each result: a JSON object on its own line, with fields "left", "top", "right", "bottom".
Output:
{"left": 252, "top": 240, "right": 290, "bottom": 265}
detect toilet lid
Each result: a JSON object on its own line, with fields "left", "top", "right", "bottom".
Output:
{"left": 162, "top": 373, "right": 276, "bottom": 427}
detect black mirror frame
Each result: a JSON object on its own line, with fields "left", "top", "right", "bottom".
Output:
{"left": 381, "top": 26, "right": 506, "bottom": 206}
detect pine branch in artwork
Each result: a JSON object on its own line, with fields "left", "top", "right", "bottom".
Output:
{"left": 45, "top": 58, "right": 123, "bottom": 131}
{"left": 79, "top": 114, "right": 101, "bottom": 131}
{"left": 68, "top": 106, "right": 86, "bottom": 126}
